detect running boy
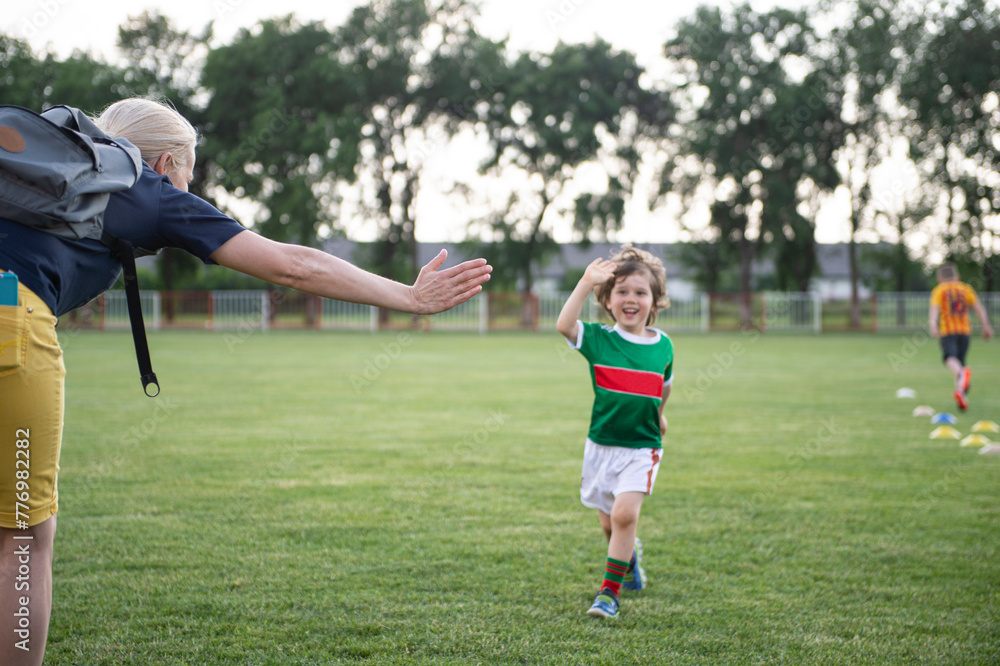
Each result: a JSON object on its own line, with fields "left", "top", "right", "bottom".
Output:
{"left": 556, "top": 244, "right": 673, "bottom": 619}
{"left": 929, "top": 262, "right": 993, "bottom": 411}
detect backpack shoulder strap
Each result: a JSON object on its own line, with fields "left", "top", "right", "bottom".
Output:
{"left": 102, "top": 230, "right": 160, "bottom": 397}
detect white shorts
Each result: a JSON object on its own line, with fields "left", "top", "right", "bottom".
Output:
{"left": 580, "top": 439, "right": 662, "bottom": 514}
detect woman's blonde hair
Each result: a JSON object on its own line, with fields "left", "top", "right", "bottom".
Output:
{"left": 594, "top": 244, "right": 670, "bottom": 326}
{"left": 95, "top": 98, "right": 198, "bottom": 173}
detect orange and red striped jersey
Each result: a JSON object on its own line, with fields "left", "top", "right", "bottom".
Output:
{"left": 930, "top": 281, "right": 979, "bottom": 336}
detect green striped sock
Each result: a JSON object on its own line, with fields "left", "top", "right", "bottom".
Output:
{"left": 602, "top": 557, "right": 629, "bottom": 595}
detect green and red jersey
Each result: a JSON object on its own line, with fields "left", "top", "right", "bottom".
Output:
{"left": 571, "top": 322, "right": 674, "bottom": 449}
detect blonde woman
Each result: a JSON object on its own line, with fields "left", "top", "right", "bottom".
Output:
{"left": 0, "top": 98, "right": 491, "bottom": 665}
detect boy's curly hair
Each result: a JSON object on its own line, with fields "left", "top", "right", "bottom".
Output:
{"left": 594, "top": 244, "right": 670, "bottom": 326}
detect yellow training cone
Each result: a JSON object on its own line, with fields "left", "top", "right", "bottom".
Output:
{"left": 971, "top": 420, "right": 1000, "bottom": 433}
{"left": 960, "top": 434, "right": 991, "bottom": 447}
{"left": 930, "top": 426, "right": 962, "bottom": 440}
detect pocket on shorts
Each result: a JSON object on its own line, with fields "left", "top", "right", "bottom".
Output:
{"left": 0, "top": 303, "right": 28, "bottom": 376}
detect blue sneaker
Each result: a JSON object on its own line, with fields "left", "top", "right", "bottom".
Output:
{"left": 586, "top": 587, "right": 620, "bottom": 619}
{"left": 621, "top": 537, "right": 646, "bottom": 591}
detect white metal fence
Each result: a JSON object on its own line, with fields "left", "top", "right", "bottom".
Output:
{"left": 537, "top": 293, "right": 602, "bottom": 330}
{"left": 537, "top": 292, "right": 819, "bottom": 333}
{"left": 668, "top": 294, "right": 712, "bottom": 332}
{"left": 88, "top": 290, "right": 1000, "bottom": 334}
{"left": 762, "top": 292, "right": 822, "bottom": 333}
{"left": 536, "top": 292, "right": 712, "bottom": 332}
{"left": 874, "top": 292, "right": 1000, "bottom": 332}
{"left": 321, "top": 299, "right": 377, "bottom": 332}
{"left": 427, "top": 296, "right": 488, "bottom": 333}
{"left": 100, "top": 290, "right": 488, "bottom": 333}
{"left": 213, "top": 291, "right": 270, "bottom": 331}
{"left": 101, "top": 291, "right": 160, "bottom": 330}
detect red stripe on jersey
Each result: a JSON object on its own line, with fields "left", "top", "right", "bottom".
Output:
{"left": 594, "top": 364, "right": 664, "bottom": 399}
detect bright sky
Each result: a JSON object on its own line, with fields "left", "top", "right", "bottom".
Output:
{"left": 4, "top": 0, "right": 849, "bottom": 244}
{"left": 4, "top": 0, "right": 818, "bottom": 63}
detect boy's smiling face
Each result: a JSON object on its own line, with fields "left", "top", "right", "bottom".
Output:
{"left": 606, "top": 270, "right": 654, "bottom": 335}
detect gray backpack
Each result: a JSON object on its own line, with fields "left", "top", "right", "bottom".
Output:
{"left": 0, "top": 104, "right": 159, "bottom": 396}
{"left": 0, "top": 105, "right": 143, "bottom": 239}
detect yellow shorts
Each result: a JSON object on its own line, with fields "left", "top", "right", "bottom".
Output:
{"left": 0, "top": 279, "right": 63, "bottom": 528}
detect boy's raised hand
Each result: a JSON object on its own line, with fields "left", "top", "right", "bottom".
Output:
{"left": 557, "top": 257, "right": 617, "bottom": 341}
{"left": 583, "top": 258, "right": 617, "bottom": 286}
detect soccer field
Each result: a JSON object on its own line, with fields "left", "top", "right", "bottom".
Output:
{"left": 42, "top": 329, "right": 999, "bottom": 664}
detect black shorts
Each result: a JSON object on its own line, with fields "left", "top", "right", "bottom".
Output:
{"left": 940, "top": 334, "right": 970, "bottom": 365}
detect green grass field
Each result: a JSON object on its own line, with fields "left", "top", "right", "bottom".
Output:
{"left": 41, "top": 328, "right": 999, "bottom": 664}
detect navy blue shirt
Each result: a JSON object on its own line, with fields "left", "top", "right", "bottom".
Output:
{"left": 0, "top": 165, "right": 245, "bottom": 316}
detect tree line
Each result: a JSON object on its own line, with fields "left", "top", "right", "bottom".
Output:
{"left": 1, "top": 0, "right": 998, "bottom": 326}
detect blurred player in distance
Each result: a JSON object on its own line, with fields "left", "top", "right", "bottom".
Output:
{"left": 929, "top": 262, "right": 993, "bottom": 412}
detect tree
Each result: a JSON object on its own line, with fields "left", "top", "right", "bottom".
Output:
{"left": 199, "top": 1, "right": 506, "bottom": 327}
{"left": 818, "top": 0, "right": 916, "bottom": 324}
{"left": 0, "top": 35, "right": 42, "bottom": 107}
{"left": 469, "top": 39, "right": 668, "bottom": 320}
{"left": 862, "top": 202, "right": 935, "bottom": 292}
{"left": 116, "top": 10, "right": 210, "bottom": 103}
{"left": 200, "top": 16, "right": 354, "bottom": 246}
{"left": 665, "top": 240, "right": 740, "bottom": 293}
{"left": 763, "top": 62, "right": 843, "bottom": 293}
{"left": 116, "top": 11, "right": 215, "bottom": 297}
{"left": 333, "top": 0, "right": 505, "bottom": 305}
{"left": 0, "top": 33, "right": 125, "bottom": 112}
{"left": 661, "top": 4, "right": 838, "bottom": 325}
{"left": 899, "top": 0, "right": 1000, "bottom": 287}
